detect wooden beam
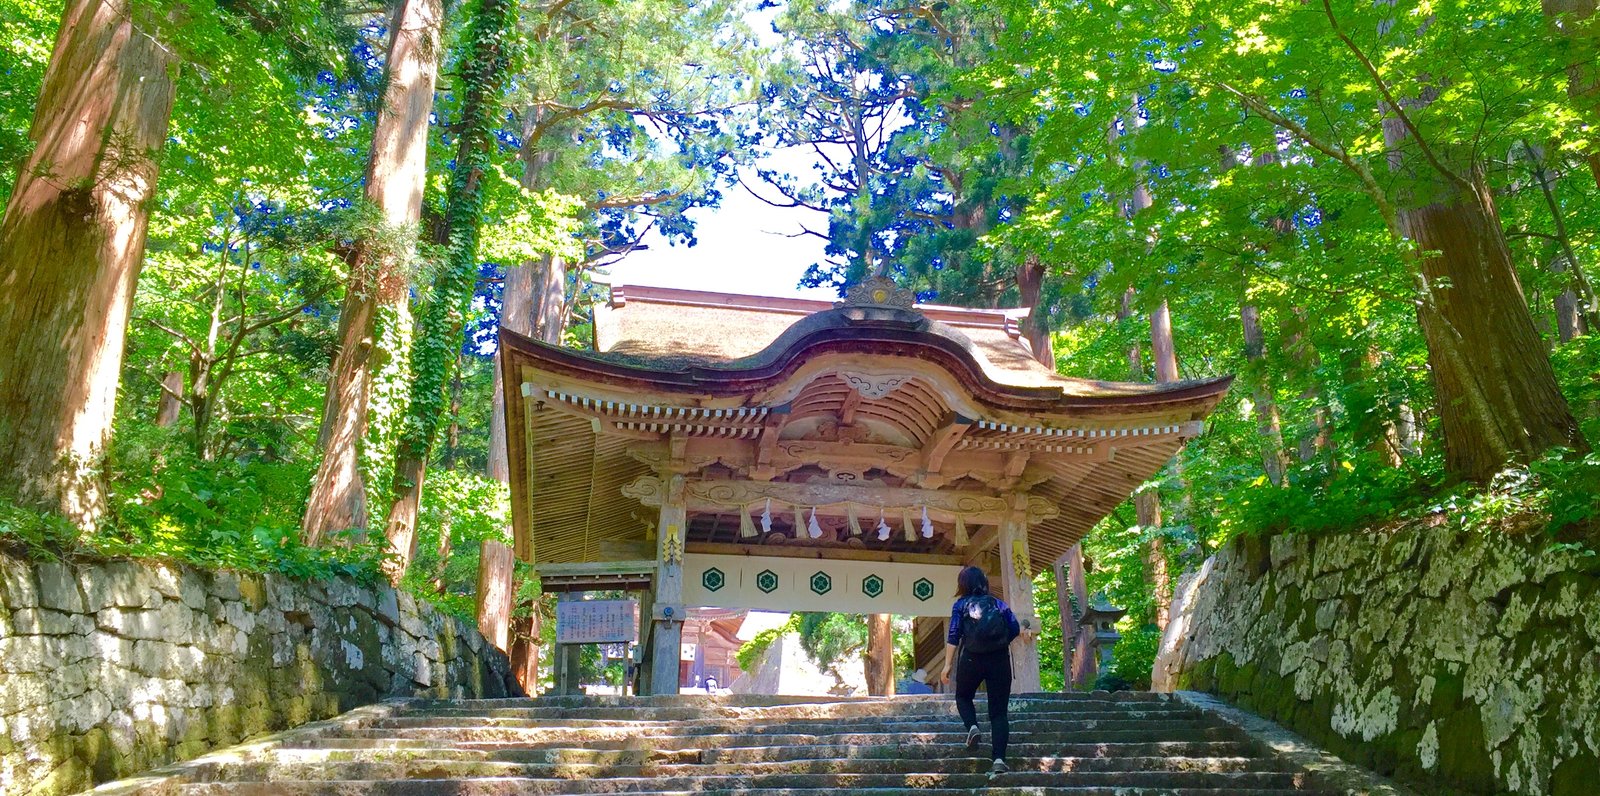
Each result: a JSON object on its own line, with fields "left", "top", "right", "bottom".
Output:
{"left": 687, "top": 541, "right": 963, "bottom": 566}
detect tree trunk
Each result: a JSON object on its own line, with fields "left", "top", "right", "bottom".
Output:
{"left": 1017, "top": 254, "right": 1053, "bottom": 367}
{"left": 0, "top": 0, "right": 177, "bottom": 524}
{"left": 1240, "top": 305, "right": 1289, "bottom": 485}
{"left": 476, "top": 539, "right": 516, "bottom": 652}
{"left": 384, "top": 0, "right": 516, "bottom": 581}
{"left": 1392, "top": 166, "right": 1587, "bottom": 480}
{"left": 303, "top": 0, "right": 443, "bottom": 545}
{"left": 864, "top": 613, "right": 894, "bottom": 696}
{"left": 443, "top": 356, "right": 464, "bottom": 470}
{"left": 155, "top": 371, "right": 183, "bottom": 428}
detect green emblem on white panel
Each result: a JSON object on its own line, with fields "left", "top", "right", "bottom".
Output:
{"left": 756, "top": 569, "right": 779, "bottom": 594}
{"left": 809, "top": 571, "right": 833, "bottom": 595}
{"left": 912, "top": 577, "right": 936, "bottom": 601}
{"left": 862, "top": 574, "right": 885, "bottom": 599}
{"left": 702, "top": 567, "right": 726, "bottom": 592}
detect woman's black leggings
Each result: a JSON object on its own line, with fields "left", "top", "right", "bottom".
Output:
{"left": 953, "top": 648, "right": 1012, "bottom": 760}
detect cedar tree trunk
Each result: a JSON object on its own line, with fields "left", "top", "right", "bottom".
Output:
{"left": 0, "top": 0, "right": 177, "bottom": 524}
{"left": 303, "top": 0, "right": 442, "bottom": 544}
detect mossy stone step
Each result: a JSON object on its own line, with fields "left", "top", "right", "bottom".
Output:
{"left": 283, "top": 737, "right": 1264, "bottom": 763}
{"left": 173, "top": 781, "right": 1331, "bottom": 796}
{"left": 321, "top": 726, "right": 1245, "bottom": 748}
{"left": 365, "top": 716, "right": 1219, "bottom": 735}
{"left": 204, "top": 748, "right": 1286, "bottom": 775}
{"left": 171, "top": 767, "right": 1319, "bottom": 792}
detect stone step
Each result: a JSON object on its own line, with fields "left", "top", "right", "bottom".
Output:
{"left": 173, "top": 768, "right": 1320, "bottom": 792}
{"left": 176, "top": 786, "right": 1328, "bottom": 796}
{"left": 392, "top": 706, "right": 1206, "bottom": 724}
{"left": 394, "top": 697, "right": 1176, "bottom": 721}
{"left": 432, "top": 692, "right": 1168, "bottom": 710}
{"left": 319, "top": 726, "right": 1245, "bottom": 748}
{"left": 365, "top": 715, "right": 1219, "bottom": 734}
{"left": 283, "top": 737, "right": 1266, "bottom": 763}
{"left": 184, "top": 748, "right": 1299, "bottom": 780}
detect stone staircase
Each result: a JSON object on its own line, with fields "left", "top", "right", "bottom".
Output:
{"left": 94, "top": 692, "right": 1356, "bottom": 795}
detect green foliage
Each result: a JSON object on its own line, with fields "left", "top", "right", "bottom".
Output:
{"left": 0, "top": 0, "right": 59, "bottom": 206}
{"left": 795, "top": 612, "right": 866, "bottom": 676}
{"left": 400, "top": 468, "right": 511, "bottom": 616}
{"left": 0, "top": 423, "right": 387, "bottom": 582}
{"left": 1105, "top": 627, "right": 1160, "bottom": 691}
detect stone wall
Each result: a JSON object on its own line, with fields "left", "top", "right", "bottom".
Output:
{"left": 1154, "top": 525, "right": 1600, "bottom": 796}
{"left": 0, "top": 554, "right": 519, "bottom": 795}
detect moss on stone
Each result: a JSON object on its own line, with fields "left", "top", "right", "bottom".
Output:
{"left": 1551, "top": 753, "right": 1600, "bottom": 796}
{"left": 1437, "top": 705, "right": 1496, "bottom": 792}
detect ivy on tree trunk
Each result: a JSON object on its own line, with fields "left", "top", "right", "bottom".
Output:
{"left": 383, "top": 0, "right": 518, "bottom": 582}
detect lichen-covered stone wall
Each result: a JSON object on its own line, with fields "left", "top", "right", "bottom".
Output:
{"left": 1154, "top": 525, "right": 1600, "bottom": 796}
{"left": 0, "top": 554, "right": 519, "bottom": 795}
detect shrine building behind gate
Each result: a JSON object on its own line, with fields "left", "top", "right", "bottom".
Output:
{"left": 498, "top": 279, "right": 1231, "bottom": 694}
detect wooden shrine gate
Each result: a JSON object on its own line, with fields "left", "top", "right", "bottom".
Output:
{"left": 498, "top": 278, "right": 1229, "bottom": 694}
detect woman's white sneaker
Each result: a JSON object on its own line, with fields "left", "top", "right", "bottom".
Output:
{"left": 965, "top": 725, "right": 981, "bottom": 751}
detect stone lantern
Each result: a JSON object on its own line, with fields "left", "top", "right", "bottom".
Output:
{"left": 1077, "top": 592, "right": 1127, "bottom": 672}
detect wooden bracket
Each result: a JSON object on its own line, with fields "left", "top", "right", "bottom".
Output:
{"left": 920, "top": 413, "right": 975, "bottom": 474}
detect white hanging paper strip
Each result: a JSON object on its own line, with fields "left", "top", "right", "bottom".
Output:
{"left": 807, "top": 507, "right": 823, "bottom": 539}
{"left": 876, "top": 510, "right": 891, "bottom": 541}
{"left": 920, "top": 506, "right": 934, "bottom": 539}
{"left": 760, "top": 499, "right": 772, "bottom": 534}
{"left": 740, "top": 504, "right": 757, "bottom": 538}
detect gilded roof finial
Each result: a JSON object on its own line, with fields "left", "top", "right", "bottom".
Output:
{"left": 837, "top": 275, "right": 916, "bottom": 310}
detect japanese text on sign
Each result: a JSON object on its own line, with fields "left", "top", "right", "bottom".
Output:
{"left": 555, "top": 600, "right": 638, "bottom": 644}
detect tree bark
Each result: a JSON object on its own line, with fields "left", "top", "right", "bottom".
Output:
{"left": 1240, "top": 305, "right": 1289, "bottom": 485}
{"left": 0, "top": 0, "right": 177, "bottom": 524}
{"left": 476, "top": 539, "right": 516, "bottom": 652}
{"left": 1016, "top": 254, "right": 1054, "bottom": 367}
{"left": 303, "top": 0, "right": 442, "bottom": 545}
{"left": 1391, "top": 164, "right": 1586, "bottom": 480}
{"left": 155, "top": 371, "right": 183, "bottom": 428}
{"left": 864, "top": 613, "right": 894, "bottom": 696}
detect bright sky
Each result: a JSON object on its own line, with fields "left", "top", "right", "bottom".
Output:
{"left": 603, "top": 148, "right": 841, "bottom": 301}
{"left": 601, "top": 4, "right": 852, "bottom": 302}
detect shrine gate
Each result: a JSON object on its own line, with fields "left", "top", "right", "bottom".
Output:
{"left": 498, "top": 278, "right": 1230, "bottom": 694}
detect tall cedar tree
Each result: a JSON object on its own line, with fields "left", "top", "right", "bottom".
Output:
{"left": 0, "top": 0, "right": 177, "bottom": 525}
{"left": 384, "top": 0, "right": 517, "bottom": 580}
{"left": 303, "top": 0, "right": 445, "bottom": 544}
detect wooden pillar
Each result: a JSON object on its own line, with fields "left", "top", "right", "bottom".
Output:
{"left": 1060, "top": 545, "right": 1097, "bottom": 689}
{"left": 865, "top": 613, "right": 895, "bottom": 696}
{"left": 648, "top": 474, "right": 687, "bottom": 695}
{"left": 635, "top": 585, "right": 654, "bottom": 696}
{"left": 998, "top": 503, "right": 1041, "bottom": 693}
{"left": 475, "top": 540, "right": 515, "bottom": 651}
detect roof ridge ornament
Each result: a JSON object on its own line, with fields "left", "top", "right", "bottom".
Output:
{"left": 837, "top": 275, "right": 917, "bottom": 310}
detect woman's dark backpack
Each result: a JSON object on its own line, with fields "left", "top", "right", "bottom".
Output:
{"left": 959, "top": 595, "right": 1010, "bottom": 654}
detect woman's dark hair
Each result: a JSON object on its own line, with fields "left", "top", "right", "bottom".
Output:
{"left": 954, "top": 565, "right": 990, "bottom": 598}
